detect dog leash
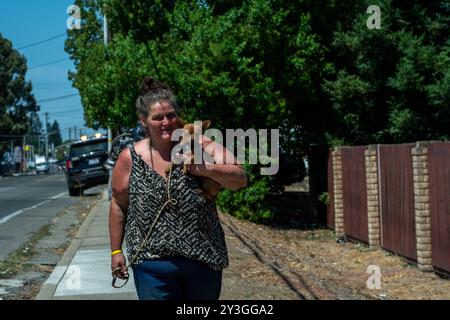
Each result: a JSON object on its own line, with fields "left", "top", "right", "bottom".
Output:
{"left": 111, "top": 163, "right": 177, "bottom": 288}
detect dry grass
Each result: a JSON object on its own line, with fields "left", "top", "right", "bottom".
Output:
{"left": 220, "top": 213, "right": 450, "bottom": 300}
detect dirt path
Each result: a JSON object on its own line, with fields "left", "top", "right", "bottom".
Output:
{"left": 219, "top": 212, "right": 450, "bottom": 300}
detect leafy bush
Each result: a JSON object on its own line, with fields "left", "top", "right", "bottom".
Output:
{"left": 318, "top": 192, "right": 329, "bottom": 205}
{"left": 216, "top": 163, "right": 273, "bottom": 223}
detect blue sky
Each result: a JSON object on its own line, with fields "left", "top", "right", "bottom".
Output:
{"left": 0, "top": 0, "right": 102, "bottom": 140}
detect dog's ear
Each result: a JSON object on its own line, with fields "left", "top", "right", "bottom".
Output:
{"left": 176, "top": 117, "right": 185, "bottom": 128}
{"left": 184, "top": 123, "right": 195, "bottom": 135}
{"left": 202, "top": 120, "right": 211, "bottom": 132}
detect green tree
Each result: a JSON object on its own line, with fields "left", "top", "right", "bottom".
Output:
{"left": 64, "top": 0, "right": 329, "bottom": 223}
{"left": 65, "top": 0, "right": 162, "bottom": 130}
{"left": 26, "top": 112, "right": 43, "bottom": 154}
{"left": 48, "top": 120, "right": 63, "bottom": 147}
{"left": 160, "top": 0, "right": 329, "bottom": 222}
{"left": 102, "top": 0, "right": 177, "bottom": 43}
{"left": 157, "top": 0, "right": 326, "bottom": 178}
{"left": 323, "top": 0, "right": 450, "bottom": 145}
{"left": 0, "top": 33, "right": 39, "bottom": 157}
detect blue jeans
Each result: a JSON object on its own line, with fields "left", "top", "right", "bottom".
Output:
{"left": 132, "top": 256, "right": 222, "bottom": 300}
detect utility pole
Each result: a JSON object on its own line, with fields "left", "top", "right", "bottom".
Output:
{"left": 30, "top": 145, "right": 34, "bottom": 168}
{"left": 104, "top": 13, "right": 112, "bottom": 154}
{"left": 104, "top": 11, "right": 113, "bottom": 201}
{"left": 22, "top": 135, "right": 26, "bottom": 172}
{"left": 10, "top": 142, "right": 14, "bottom": 161}
{"left": 45, "top": 112, "right": 49, "bottom": 160}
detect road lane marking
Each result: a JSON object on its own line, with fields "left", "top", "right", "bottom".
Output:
{"left": 0, "top": 192, "right": 68, "bottom": 225}
{"left": 50, "top": 192, "right": 68, "bottom": 200}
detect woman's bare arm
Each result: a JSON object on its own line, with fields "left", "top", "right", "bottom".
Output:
{"left": 109, "top": 149, "right": 131, "bottom": 278}
{"left": 188, "top": 136, "right": 247, "bottom": 191}
{"left": 109, "top": 148, "right": 131, "bottom": 250}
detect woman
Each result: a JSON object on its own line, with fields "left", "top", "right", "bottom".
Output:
{"left": 109, "top": 77, "right": 247, "bottom": 300}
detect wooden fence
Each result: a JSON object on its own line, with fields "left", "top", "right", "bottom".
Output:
{"left": 327, "top": 141, "right": 450, "bottom": 274}
{"left": 428, "top": 142, "right": 450, "bottom": 274}
{"left": 342, "top": 146, "right": 368, "bottom": 243}
{"left": 379, "top": 144, "right": 416, "bottom": 261}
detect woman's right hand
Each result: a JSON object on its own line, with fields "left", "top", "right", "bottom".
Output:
{"left": 111, "top": 253, "right": 129, "bottom": 279}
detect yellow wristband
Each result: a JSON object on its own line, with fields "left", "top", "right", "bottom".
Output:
{"left": 111, "top": 250, "right": 123, "bottom": 256}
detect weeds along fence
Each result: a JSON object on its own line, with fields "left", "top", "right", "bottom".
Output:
{"left": 327, "top": 141, "right": 450, "bottom": 275}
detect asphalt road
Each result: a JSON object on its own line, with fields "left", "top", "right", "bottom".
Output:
{"left": 0, "top": 169, "right": 103, "bottom": 260}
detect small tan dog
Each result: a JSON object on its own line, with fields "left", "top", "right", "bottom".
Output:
{"left": 168, "top": 118, "right": 223, "bottom": 201}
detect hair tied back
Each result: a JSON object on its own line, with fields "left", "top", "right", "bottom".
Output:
{"left": 141, "top": 77, "right": 170, "bottom": 95}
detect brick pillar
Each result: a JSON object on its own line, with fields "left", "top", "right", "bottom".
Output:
{"left": 333, "top": 148, "right": 344, "bottom": 236}
{"left": 412, "top": 142, "right": 433, "bottom": 272}
{"left": 365, "top": 145, "right": 381, "bottom": 249}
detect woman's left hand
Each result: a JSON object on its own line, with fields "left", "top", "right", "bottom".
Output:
{"left": 188, "top": 161, "right": 247, "bottom": 192}
{"left": 187, "top": 162, "right": 211, "bottom": 178}
{"left": 178, "top": 135, "right": 247, "bottom": 191}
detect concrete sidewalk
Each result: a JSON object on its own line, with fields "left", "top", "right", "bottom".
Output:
{"left": 36, "top": 190, "right": 138, "bottom": 300}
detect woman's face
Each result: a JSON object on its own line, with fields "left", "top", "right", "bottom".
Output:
{"left": 141, "top": 100, "right": 178, "bottom": 145}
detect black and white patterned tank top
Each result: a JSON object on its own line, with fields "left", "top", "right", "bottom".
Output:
{"left": 124, "top": 147, "right": 228, "bottom": 271}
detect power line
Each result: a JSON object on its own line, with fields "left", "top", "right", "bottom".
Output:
{"left": 33, "top": 84, "right": 73, "bottom": 88}
{"left": 47, "top": 108, "right": 83, "bottom": 114}
{"left": 49, "top": 104, "right": 81, "bottom": 108}
{"left": 33, "top": 81, "right": 74, "bottom": 86}
{"left": 32, "top": 85, "right": 75, "bottom": 91}
{"left": 39, "top": 103, "right": 81, "bottom": 110}
{"left": 48, "top": 114, "right": 84, "bottom": 119}
{"left": 17, "top": 32, "right": 66, "bottom": 50}
{"left": 29, "top": 58, "right": 70, "bottom": 71}
{"left": 36, "top": 93, "right": 79, "bottom": 103}
{"left": 33, "top": 88, "right": 74, "bottom": 91}
{"left": 0, "top": 131, "right": 59, "bottom": 137}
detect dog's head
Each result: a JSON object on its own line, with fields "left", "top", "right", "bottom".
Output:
{"left": 172, "top": 119, "right": 211, "bottom": 165}
{"left": 178, "top": 119, "right": 211, "bottom": 144}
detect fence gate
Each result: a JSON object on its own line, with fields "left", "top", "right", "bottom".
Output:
{"left": 428, "top": 142, "right": 450, "bottom": 273}
{"left": 379, "top": 144, "right": 417, "bottom": 261}
{"left": 341, "top": 147, "right": 368, "bottom": 243}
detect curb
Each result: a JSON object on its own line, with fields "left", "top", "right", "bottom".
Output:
{"left": 35, "top": 189, "right": 108, "bottom": 300}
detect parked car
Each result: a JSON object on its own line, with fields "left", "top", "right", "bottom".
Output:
{"left": 35, "top": 155, "right": 49, "bottom": 174}
{"left": 65, "top": 137, "right": 109, "bottom": 196}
